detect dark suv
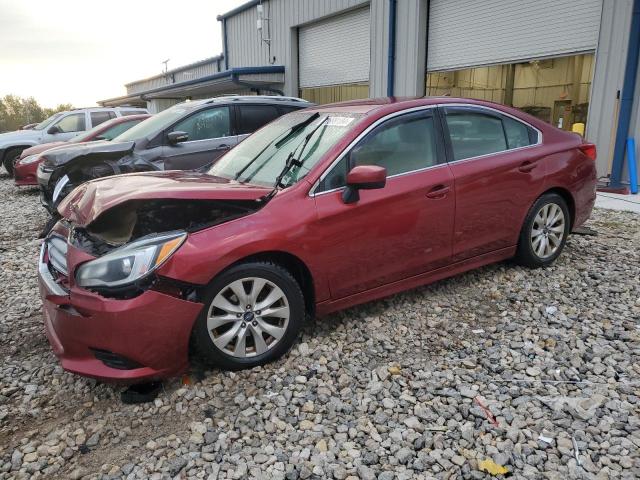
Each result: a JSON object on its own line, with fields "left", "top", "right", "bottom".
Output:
{"left": 37, "top": 96, "right": 312, "bottom": 214}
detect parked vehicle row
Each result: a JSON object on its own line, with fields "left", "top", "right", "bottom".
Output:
{"left": 36, "top": 96, "right": 597, "bottom": 383}
{"left": 34, "top": 96, "right": 311, "bottom": 215}
{"left": 14, "top": 114, "right": 150, "bottom": 186}
{"left": 0, "top": 106, "right": 148, "bottom": 175}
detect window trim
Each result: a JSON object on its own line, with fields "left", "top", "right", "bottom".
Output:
{"left": 309, "top": 105, "right": 442, "bottom": 197}
{"left": 439, "top": 103, "right": 543, "bottom": 164}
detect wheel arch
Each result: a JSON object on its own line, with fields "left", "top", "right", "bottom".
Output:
{"left": 2, "top": 144, "right": 33, "bottom": 161}
{"left": 539, "top": 186, "right": 576, "bottom": 228}
{"left": 220, "top": 250, "right": 316, "bottom": 317}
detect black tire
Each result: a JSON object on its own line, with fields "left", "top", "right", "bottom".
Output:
{"left": 3, "top": 147, "right": 24, "bottom": 177}
{"left": 192, "top": 261, "right": 305, "bottom": 370}
{"left": 515, "top": 193, "right": 571, "bottom": 268}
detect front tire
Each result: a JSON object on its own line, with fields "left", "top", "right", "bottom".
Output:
{"left": 3, "top": 147, "right": 24, "bottom": 177}
{"left": 515, "top": 193, "right": 570, "bottom": 268}
{"left": 192, "top": 261, "right": 305, "bottom": 370}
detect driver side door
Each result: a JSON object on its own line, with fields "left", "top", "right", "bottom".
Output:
{"left": 310, "top": 108, "right": 455, "bottom": 299}
{"left": 42, "top": 112, "right": 87, "bottom": 142}
{"left": 162, "top": 106, "right": 238, "bottom": 170}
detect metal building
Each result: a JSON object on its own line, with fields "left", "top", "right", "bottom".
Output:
{"left": 100, "top": 0, "right": 640, "bottom": 188}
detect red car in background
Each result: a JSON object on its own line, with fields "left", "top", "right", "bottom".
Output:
{"left": 38, "top": 97, "right": 596, "bottom": 382}
{"left": 14, "top": 114, "right": 150, "bottom": 186}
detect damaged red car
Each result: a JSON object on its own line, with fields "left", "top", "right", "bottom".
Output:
{"left": 14, "top": 114, "right": 149, "bottom": 186}
{"left": 38, "top": 97, "right": 597, "bottom": 382}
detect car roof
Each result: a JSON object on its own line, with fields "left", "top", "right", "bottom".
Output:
{"left": 304, "top": 96, "right": 547, "bottom": 128}
{"left": 176, "top": 95, "right": 313, "bottom": 110}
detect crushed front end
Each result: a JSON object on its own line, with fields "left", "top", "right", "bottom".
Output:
{"left": 38, "top": 220, "right": 204, "bottom": 382}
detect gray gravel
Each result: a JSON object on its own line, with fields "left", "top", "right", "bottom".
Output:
{"left": 0, "top": 171, "right": 638, "bottom": 479}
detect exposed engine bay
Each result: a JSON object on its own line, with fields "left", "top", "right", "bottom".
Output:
{"left": 69, "top": 198, "right": 262, "bottom": 256}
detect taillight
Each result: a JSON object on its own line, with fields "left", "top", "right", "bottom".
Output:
{"left": 579, "top": 143, "right": 596, "bottom": 161}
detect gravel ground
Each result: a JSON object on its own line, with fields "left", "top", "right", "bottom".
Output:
{"left": 0, "top": 172, "right": 638, "bottom": 480}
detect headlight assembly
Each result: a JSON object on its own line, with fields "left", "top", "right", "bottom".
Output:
{"left": 75, "top": 231, "right": 186, "bottom": 288}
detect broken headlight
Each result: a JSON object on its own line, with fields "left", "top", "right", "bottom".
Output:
{"left": 75, "top": 231, "right": 186, "bottom": 288}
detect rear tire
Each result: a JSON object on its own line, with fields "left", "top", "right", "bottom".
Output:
{"left": 3, "top": 147, "right": 24, "bottom": 177}
{"left": 192, "top": 261, "right": 305, "bottom": 371}
{"left": 515, "top": 193, "right": 570, "bottom": 268}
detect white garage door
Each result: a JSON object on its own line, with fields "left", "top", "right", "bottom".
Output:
{"left": 299, "top": 7, "right": 370, "bottom": 88}
{"left": 427, "top": 0, "right": 603, "bottom": 71}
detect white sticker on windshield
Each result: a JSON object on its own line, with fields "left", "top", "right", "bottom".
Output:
{"left": 327, "top": 117, "right": 354, "bottom": 127}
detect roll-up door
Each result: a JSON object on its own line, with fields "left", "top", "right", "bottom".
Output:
{"left": 427, "top": 0, "right": 603, "bottom": 72}
{"left": 299, "top": 7, "right": 370, "bottom": 88}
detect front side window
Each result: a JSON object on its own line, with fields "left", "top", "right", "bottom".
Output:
{"left": 317, "top": 111, "right": 439, "bottom": 192}
{"left": 54, "top": 113, "right": 86, "bottom": 133}
{"left": 171, "top": 107, "right": 231, "bottom": 142}
{"left": 237, "top": 105, "right": 280, "bottom": 134}
{"left": 209, "top": 112, "right": 361, "bottom": 188}
{"left": 90, "top": 111, "right": 115, "bottom": 128}
{"left": 444, "top": 107, "right": 537, "bottom": 160}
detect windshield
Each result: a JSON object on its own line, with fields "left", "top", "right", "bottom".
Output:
{"left": 33, "top": 112, "right": 64, "bottom": 131}
{"left": 112, "top": 104, "right": 190, "bottom": 142}
{"left": 209, "top": 112, "right": 361, "bottom": 188}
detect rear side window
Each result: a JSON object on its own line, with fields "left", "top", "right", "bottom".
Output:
{"left": 90, "top": 111, "right": 115, "bottom": 127}
{"left": 237, "top": 105, "right": 280, "bottom": 134}
{"left": 55, "top": 113, "right": 86, "bottom": 133}
{"left": 121, "top": 110, "right": 145, "bottom": 116}
{"left": 503, "top": 116, "right": 537, "bottom": 148}
{"left": 317, "top": 111, "right": 439, "bottom": 192}
{"left": 444, "top": 107, "right": 537, "bottom": 161}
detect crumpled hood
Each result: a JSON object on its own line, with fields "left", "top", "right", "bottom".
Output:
{"left": 0, "top": 129, "right": 41, "bottom": 146}
{"left": 42, "top": 140, "right": 134, "bottom": 167}
{"left": 58, "top": 170, "right": 271, "bottom": 226}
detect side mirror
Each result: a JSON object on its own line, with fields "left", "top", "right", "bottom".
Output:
{"left": 342, "top": 165, "right": 387, "bottom": 204}
{"left": 47, "top": 125, "right": 61, "bottom": 135}
{"left": 93, "top": 135, "right": 106, "bottom": 141}
{"left": 167, "top": 131, "right": 189, "bottom": 145}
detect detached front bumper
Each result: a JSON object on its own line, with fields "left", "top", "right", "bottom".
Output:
{"left": 38, "top": 242, "right": 204, "bottom": 383}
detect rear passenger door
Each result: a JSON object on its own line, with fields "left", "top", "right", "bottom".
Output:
{"left": 162, "top": 106, "right": 237, "bottom": 170}
{"left": 235, "top": 104, "right": 282, "bottom": 142}
{"left": 441, "top": 105, "right": 545, "bottom": 261}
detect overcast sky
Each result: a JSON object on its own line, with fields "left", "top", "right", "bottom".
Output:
{"left": 0, "top": 0, "right": 246, "bottom": 108}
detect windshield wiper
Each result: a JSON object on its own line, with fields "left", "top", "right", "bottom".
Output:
{"left": 234, "top": 112, "right": 320, "bottom": 182}
{"left": 262, "top": 116, "right": 329, "bottom": 202}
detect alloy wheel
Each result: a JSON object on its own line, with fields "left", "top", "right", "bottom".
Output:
{"left": 530, "top": 203, "right": 565, "bottom": 259}
{"left": 206, "top": 277, "right": 290, "bottom": 358}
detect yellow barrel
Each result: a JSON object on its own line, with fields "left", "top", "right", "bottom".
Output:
{"left": 572, "top": 122, "right": 585, "bottom": 136}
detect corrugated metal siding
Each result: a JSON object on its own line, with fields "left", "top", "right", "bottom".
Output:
{"left": 587, "top": 0, "right": 638, "bottom": 178}
{"left": 298, "top": 8, "right": 370, "bottom": 87}
{"left": 126, "top": 59, "right": 222, "bottom": 95}
{"left": 224, "top": 0, "right": 369, "bottom": 95}
{"left": 427, "top": 0, "right": 603, "bottom": 71}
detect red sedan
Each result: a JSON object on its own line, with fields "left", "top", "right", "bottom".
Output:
{"left": 38, "top": 97, "right": 596, "bottom": 382}
{"left": 14, "top": 114, "right": 150, "bottom": 186}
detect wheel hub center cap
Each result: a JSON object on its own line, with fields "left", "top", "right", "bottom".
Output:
{"left": 243, "top": 311, "right": 255, "bottom": 322}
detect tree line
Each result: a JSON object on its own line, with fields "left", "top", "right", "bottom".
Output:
{"left": 0, "top": 95, "right": 74, "bottom": 133}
